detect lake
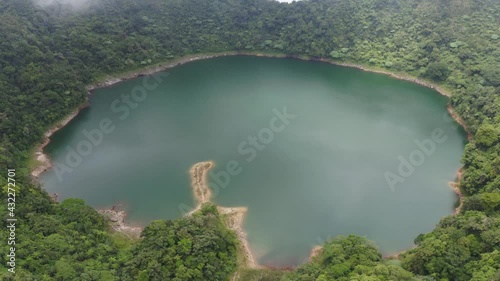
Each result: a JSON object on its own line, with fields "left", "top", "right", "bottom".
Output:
{"left": 40, "top": 56, "right": 466, "bottom": 266}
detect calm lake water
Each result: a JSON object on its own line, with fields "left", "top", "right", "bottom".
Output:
{"left": 40, "top": 56, "right": 466, "bottom": 266}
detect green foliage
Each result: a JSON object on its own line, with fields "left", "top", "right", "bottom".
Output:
{"left": 238, "top": 269, "right": 287, "bottom": 281}
{"left": 119, "top": 204, "right": 238, "bottom": 281}
{"left": 475, "top": 123, "right": 500, "bottom": 147}
{"left": 329, "top": 51, "right": 343, "bottom": 59}
{"left": 283, "top": 236, "right": 415, "bottom": 281}
{"left": 0, "top": 0, "right": 499, "bottom": 280}
{"left": 0, "top": 195, "right": 125, "bottom": 280}
{"left": 401, "top": 211, "right": 500, "bottom": 281}
{"left": 425, "top": 62, "right": 450, "bottom": 81}
{"left": 468, "top": 250, "right": 500, "bottom": 281}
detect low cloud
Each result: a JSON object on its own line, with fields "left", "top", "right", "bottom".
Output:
{"left": 33, "top": 0, "right": 107, "bottom": 11}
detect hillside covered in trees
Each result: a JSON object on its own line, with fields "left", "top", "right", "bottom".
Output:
{"left": 0, "top": 0, "right": 499, "bottom": 280}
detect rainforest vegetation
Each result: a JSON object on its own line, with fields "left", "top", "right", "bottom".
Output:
{"left": 0, "top": 0, "right": 499, "bottom": 280}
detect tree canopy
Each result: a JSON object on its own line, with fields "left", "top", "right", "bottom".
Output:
{"left": 0, "top": 0, "right": 499, "bottom": 280}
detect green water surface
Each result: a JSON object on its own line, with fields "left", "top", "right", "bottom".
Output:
{"left": 40, "top": 56, "right": 466, "bottom": 266}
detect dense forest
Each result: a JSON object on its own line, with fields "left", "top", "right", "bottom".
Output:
{"left": 0, "top": 0, "right": 499, "bottom": 280}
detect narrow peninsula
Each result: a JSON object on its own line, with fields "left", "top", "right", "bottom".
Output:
{"left": 188, "top": 161, "right": 258, "bottom": 269}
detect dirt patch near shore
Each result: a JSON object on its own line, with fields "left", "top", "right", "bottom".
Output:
{"left": 219, "top": 206, "right": 258, "bottom": 269}
{"left": 308, "top": 246, "right": 323, "bottom": 261}
{"left": 99, "top": 208, "right": 142, "bottom": 239}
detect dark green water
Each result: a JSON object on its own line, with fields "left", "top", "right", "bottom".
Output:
{"left": 40, "top": 56, "right": 466, "bottom": 266}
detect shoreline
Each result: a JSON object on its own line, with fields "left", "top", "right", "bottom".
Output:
{"left": 308, "top": 246, "right": 323, "bottom": 261}
{"left": 186, "top": 161, "right": 215, "bottom": 215}
{"left": 30, "top": 51, "right": 469, "bottom": 266}
{"left": 450, "top": 168, "right": 465, "bottom": 215}
{"left": 31, "top": 102, "right": 89, "bottom": 178}
{"left": 187, "top": 161, "right": 259, "bottom": 269}
{"left": 32, "top": 51, "right": 471, "bottom": 179}
{"left": 98, "top": 206, "right": 143, "bottom": 239}
{"left": 30, "top": 53, "right": 233, "bottom": 179}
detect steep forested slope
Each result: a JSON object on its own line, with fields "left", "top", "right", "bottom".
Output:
{"left": 0, "top": 0, "right": 499, "bottom": 280}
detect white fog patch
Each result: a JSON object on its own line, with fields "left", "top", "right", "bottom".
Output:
{"left": 33, "top": 0, "right": 98, "bottom": 10}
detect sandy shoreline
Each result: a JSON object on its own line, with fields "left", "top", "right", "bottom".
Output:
{"left": 187, "top": 161, "right": 215, "bottom": 215}
{"left": 187, "top": 161, "right": 259, "bottom": 269}
{"left": 31, "top": 51, "right": 470, "bottom": 266}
